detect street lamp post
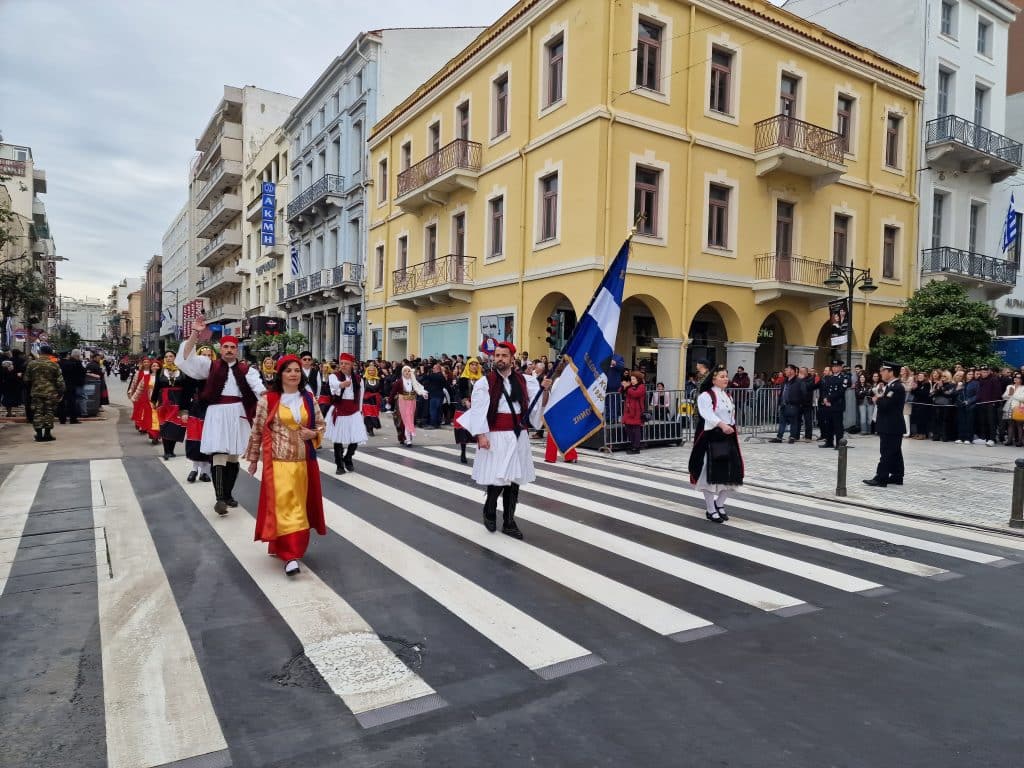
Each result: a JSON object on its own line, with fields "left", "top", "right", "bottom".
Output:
{"left": 823, "top": 262, "right": 878, "bottom": 369}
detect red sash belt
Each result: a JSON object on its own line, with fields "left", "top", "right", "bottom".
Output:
{"left": 489, "top": 413, "right": 520, "bottom": 432}
{"left": 214, "top": 396, "right": 243, "bottom": 405}
{"left": 333, "top": 398, "right": 360, "bottom": 417}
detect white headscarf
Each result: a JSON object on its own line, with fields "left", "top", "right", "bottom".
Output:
{"left": 401, "top": 365, "right": 427, "bottom": 396}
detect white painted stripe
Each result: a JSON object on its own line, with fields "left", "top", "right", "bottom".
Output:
{"left": 433, "top": 447, "right": 945, "bottom": 578}
{"left": 522, "top": 451, "right": 1005, "bottom": 564}
{"left": 163, "top": 461, "right": 440, "bottom": 721}
{"left": 318, "top": 458, "right": 713, "bottom": 636}
{"left": 385, "top": 449, "right": 871, "bottom": 599}
{"left": 249, "top": 464, "right": 595, "bottom": 675}
{"left": 547, "top": 448, "right": 1024, "bottom": 553}
{"left": 91, "top": 459, "right": 228, "bottom": 768}
{"left": 0, "top": 464, "right": 47, "bottom": 596}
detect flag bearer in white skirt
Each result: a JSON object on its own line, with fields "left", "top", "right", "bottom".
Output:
{"left": 459, "top": 342, "right": 549, "bottom": 539}
{"left": 176, "top": 317, "right": 266, "bottom": 515}
{"left": 325, "top": 352, "right": 368, "bottom": 474}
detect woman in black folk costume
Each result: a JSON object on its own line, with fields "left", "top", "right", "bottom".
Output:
{"left": 182, "top": 345, "right": 214, "bottom": 483}
{"left": 151, "top": 351, "right": 188, "bottom": 460}
{"left": 454, "top": 356, "right": 483, "bottom": 463}
{"left": 687, "top": 366, "right": 744, "bottom": 523}
{"left": 361, "top": 363, "right": 384, "bottom": 436}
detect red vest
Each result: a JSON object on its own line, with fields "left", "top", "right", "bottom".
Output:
{"left": 200, "top": 360, "right": 257, "bottom": 420}
{"left": 486, "top": 370, "right": 529, "bottom": 429}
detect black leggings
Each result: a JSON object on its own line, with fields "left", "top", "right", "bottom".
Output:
{"left": 162, "top": 438, "right": 177, "bottom": 456}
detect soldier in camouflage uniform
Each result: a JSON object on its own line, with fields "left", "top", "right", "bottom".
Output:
{"left": 24, "top": 344, "right": 66, "bottom": 442}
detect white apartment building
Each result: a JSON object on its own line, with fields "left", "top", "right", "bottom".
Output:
{"left": 786, "top": 0, "right": 1021, "bottom": 304}
{"left": 281, "top": 27, "right": 485, "bottom": 360}
{"left": 60, "top": 297, "right": 107, "bottom": 341}
{"left": 105, "top": 277, "right": 142, "bottom": 347}
{"left": 161, "top": 201, "right": 191, "bottom": 342}
{"left": 189, "top": 85, "right": 297, "bottom": 339}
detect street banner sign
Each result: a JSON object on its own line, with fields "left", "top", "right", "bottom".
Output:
{"left": 261, "top": 182, "right": 276, "bottom": 246}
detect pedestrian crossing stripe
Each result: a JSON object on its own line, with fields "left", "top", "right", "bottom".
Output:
{"left": 317, "top": 457, "right": 720, "bottom": 639}
{"left": 244, "top": 461, "right": 603, "bottom": 681}
{"left": 535, "top": 446, "right": 1024, "bottom": 554}
{"left": 0, "top": 464, "right": 48, "bottom": 597}
{"left": 517, "top": 447, "right": 1011, "bottom": 564}
{"left": 167, "top": 464, "right": 445, "bottom": 729}
{"left": 430, "top": 446, "right": 949, "bottom": 579}
{"left": 379, "top": 448, "right": 881, "bottom": 599}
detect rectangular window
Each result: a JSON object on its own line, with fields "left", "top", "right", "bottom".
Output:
{"left": 489, "top": 196, "right": 504, "bottom": 258}
{"left": 975, "top": 85, "right": 987, "bottom": 127}
{"left": 452, "top": 213, "right": 466, "bottom": 256}
{"left": 425, "top": 225, "right": 437, "bottom": 271}
{"left": 707, "top": 184, "right": 730, "bottom": 249}
{"left": 833, "top": 214, "right": 851, "bottom": 267}
{"left": 374, "top": 245, "right": 384, "bottom": 289}
{"left": 709, "top": 48, "right": 733, "bottom": 114}
{"left": 429, "top": 122, "right": 441, "bottom": 154}
{"left": 978, "top": 18, "right": 991, "bottom": 55}
{"left": 941, "top": 1, "right": 955, "bottom": 36}
{"left": 397, "top": 235, "right": 408, "bottom": 271}
{"left": 885, "top": 115, "right": 901, "bottom": 168}
{"left": 932, "top": 193, "right": 945, "bottom": 248}
{"left": 378, "top": 158, "right": 388, "bottom": 202}
{"left": 635, "top": 18, "right": 662, "bottom": 92}
{"left": 545, "top": 34, "right": 565, "bottom": 108}
{"left": 540, "top": 173, "right": 559, "bottom": 241}
{"left": 457, "top": 101, "right": 470, "bottom": 140}
{"left": 401, "top": 142, "right": 411, "bottom": 171}
{"left": 937, "top": 69, "right": 952, "bottom": 117}
{"left": 776, "top": 201, "right": 794, "bottom": 257}
{"left": 493, "top": 73, "right": 509, "bottom": 137}
{"left": 969, "top": 202, "right": 983, "bottom": 252}
{"left": 1010, "top": 213, "right": 1023, "bottom": 266}
{"left": 780, "top": 75, "right": 799, "bottom": 144}
{"left": 331, "top": 93, "right": 340, "bottom": 116}
{"left": 836, "top": 95, "right": 853, "bottom": 152}
{"left": 883, "top": 226, "right": 897, "bottom": 279}
{"left": 317, "top": 106, "right": 325, "bottom": 132}
{"left": 634, "top": 166, "right": 660, "bottom": 236}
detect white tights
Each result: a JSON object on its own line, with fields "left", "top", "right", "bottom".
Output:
{"left": 702, "top": 488, "right": 732, "bottom": 516}
{"left": 192, "top": 460, "right": 210, "bottom": 475}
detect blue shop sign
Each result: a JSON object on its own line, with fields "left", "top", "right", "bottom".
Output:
{"left": 261, "top": 181, "right": 276, "bottom": 246}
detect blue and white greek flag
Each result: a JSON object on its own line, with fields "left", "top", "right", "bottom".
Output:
{"left": 1003, "top": 193, "right": 1018, "bottom": 253}
{"left": 290, "top": 244, "right": 300, "bottom": 277}
{"left": 543, "top": 238, "right": 630, "bottom": 453}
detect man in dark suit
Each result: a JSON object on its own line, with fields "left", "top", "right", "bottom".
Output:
{"left": 58, "top": 350, "right": 86, "bottom": 424}
{"left": 818, "top": 365, "right": 847, "bottom": 448}
{"left": 864, "top": 361, "right": 906, "bottom": 487}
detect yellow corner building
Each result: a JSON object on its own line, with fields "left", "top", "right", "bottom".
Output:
{"left": 365, "top": 0, "right": 922, "bottom": 387}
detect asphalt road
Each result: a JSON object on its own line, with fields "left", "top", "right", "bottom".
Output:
{"left": 1, "top": 410, "right": 1022, "bottom": 768}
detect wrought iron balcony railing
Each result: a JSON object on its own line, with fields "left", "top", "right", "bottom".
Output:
{"left": 754, "top": 115, "right": 846, "bottom": 166}
{"left": 393, "top": 254, "right": 475, "bottom": 296}
{"left": 277, "top": 263, "right": 364, "bottom": 303}
{"left": 921, "top": 246, "right": 1018, "bottom": 286}
{"left": 926, "top": 116, "right": 1023, "bottom": 166}
{"left": 286, "top": 174, "right": 345, "bottom": 221}
{"left": 754, "top": 252, "right": 838, "bottom": 287}
{"left": 397, "top": 139, "right": 482, "bottom": 198}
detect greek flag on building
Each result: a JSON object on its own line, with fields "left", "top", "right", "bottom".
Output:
{"left": 543, "top": 238, "right": 631, "bottom": 453}
{"left": 290, "top": 244, "right": 300, "bottom": 277}
{"left": 1003, "top": 193, "right": 1018, "bottom": 253}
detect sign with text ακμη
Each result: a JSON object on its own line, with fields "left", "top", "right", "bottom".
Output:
{"left": 260, "top": 181, "right": 276, "bottom": 246}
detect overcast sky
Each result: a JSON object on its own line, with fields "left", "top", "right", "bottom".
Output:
{"left": 0, "top": 0, "right": 512, "bottom": 302}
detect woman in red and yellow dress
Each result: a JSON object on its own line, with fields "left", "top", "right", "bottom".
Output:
{"left": 245, "top": 355, "right": 327, "bottom": 577}
{"left": 128, "top": 359, "right": 151, "bottom": 432}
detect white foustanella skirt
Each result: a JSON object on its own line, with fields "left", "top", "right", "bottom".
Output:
{"left": 325, "top": 409, "right": 368, "bottom": 446}
{"left": 471, "top": 431, "right": 536, "bottom": 486}
{"left": 199, "top": 402, "right": 252, "bottom": 456}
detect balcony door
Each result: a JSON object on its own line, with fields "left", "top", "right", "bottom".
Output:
{"left": 775, "top": 201, "right": 795, "bottom": 281}
{"left": 452, "top": 213, "right": 466, "bottom": 283}
{"left": 780, "top": 75, "right": 799, "bottom": 145}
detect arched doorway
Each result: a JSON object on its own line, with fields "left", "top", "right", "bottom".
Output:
{"left": 687, "top": 304, "right": 732, "bottom": 377}
{"left": 617, "top": 296, "right": 662, "bottom": 377}
{"left": 755, "top": 315, "right": 787, "bottom": 376}
{"left": 868, "top": 322, "right": 896, "bottom": 371}
{"left": 528, "top": 292, "right": 578, "bottom": 358}
{"left": 814, "top": 320, "right": 857, "bottom": 370}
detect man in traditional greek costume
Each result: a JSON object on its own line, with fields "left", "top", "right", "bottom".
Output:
{"left": 325, "top": 352, "right": 368, "bottom": 474}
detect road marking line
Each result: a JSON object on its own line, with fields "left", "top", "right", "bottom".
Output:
{"left": 164, "top": 461, "right": 443, "bottom": 727}
{"left": 319, "top": 458, "right": 715, "bottom": 638}
{"left": 0, "top": 464, "right": 48, "bottom": 596}
{"left": 91, "top": 459, "right": 229, "bottom": 768}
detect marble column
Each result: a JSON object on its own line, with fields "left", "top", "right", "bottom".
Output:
{"left": 850, "top": 349, "right": 868, "bottom": 370}
{"left": 301, "top": 316, "right": 312, "bottom": 354}
{"left": 784, "top": 344, "right": 818, "bottom": 369}
{"left": 653, "top": 337, "right": 685, "bottom": 390}
{"left": 325, "top": 310, "right": 339, "bottom": 361}
{"left": 725, "top": 342, "right": 760, "bottom": 376}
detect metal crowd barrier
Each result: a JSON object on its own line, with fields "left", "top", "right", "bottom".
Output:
{"left": 595, "top": 386, "right": 781, "bottom": 451}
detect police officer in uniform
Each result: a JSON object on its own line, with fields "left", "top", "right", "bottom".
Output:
{"left": 864, "top": 361, "right": 906, "bottom": 487}
{"left": 818, "top": 365, "right": 847, "bottom": 449}
{"left": 24, "top": 345, "right": 66, "bottom": 442}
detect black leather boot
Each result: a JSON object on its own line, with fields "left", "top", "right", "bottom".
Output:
{"left": 43, "top": 428, "right": 55, "bottom": 441}
{"left": 501, "top": 483, "right": 523, "bottom": 539}
{"left": 34, "top": 428, "right": 44, "bottom": 442}
{"left": 224, "top": 462, "right": 240, "bottom": 507}
{"left": 460, "top": 444, "right": 468, "bottom": 464}
{"left": 334, "top": 444, "right": 346, "bottom": 474}
{"left": 344, "top": 443, "right": 356, "bottom": 472}
{"left": 483, "top": 486, "right": 501, "bottom": 532}
{"left": 211, "top": 465, "right": 229, "bottom": 515}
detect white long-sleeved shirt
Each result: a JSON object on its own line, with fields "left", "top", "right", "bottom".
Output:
{"left": 174, "top": 349, "right": 266, "bottom": 397}
{"left": 696, "top": 387, "right": 735, "bottom": 431}
{"left": 459, "top": 373, "right": 542, "bottom": 437}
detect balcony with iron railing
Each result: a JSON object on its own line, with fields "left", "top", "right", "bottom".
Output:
{"left": 921, "top": 246, "right": 1018, "bottom": 298}
{"left": 753, "top": 115, "right": 847, "bottom": 187}
{"left": 751, "top": 252, "right": 843, "bottom": 304}
{"left": 195, "top": 159, "right": 243, "bottom": 209}
{"left": 195, "top": 194, "right": 242, "bottom": 239}
{"left": 925, "top": 115, "right": 1022, "bottom": 182}
{"left": 196, "top": 228, "right": 242, "bottom": 269}
{"left": 196, "top": 268, "right": 243, "bottom": 298}
{"left": 392, "top": 254, "right": 475, "bottom": 308}
{"left": 276, "top": 262, "right": 364, "bottom": 307}
{"left": 395, "top": 139, "right": 482, "bottom": 212}
{"left": 286, "top": 174, "right": 345, "bottom": 223}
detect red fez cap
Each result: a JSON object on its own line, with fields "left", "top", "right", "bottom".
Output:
{"left": 339, "top": 352, "right": 356, "bottom": 363}
{"left": 275, "top": 354, "right": 300, "bottom": 372}
{"left": 220, "top": 335, "right": 239, "bottom": 346}
{"left": 496, "top": 341, "right": 517, "bottom": 355}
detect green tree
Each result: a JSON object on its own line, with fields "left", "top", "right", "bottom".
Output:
{"left": 246, "top": 331, "right": 308, "bottom": 357}
{"left": 871, "top": 281, "right": 1002, "bottom": 370}
{"left": 49, "top": 322, "right": 82, "bottom": 350}
{"left": 0, "top": 268, "right": 47, "bottom": 346}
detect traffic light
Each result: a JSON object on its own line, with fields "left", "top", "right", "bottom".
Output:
{"left": 545, "top": 316, "right": 559, "bottom": 347}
